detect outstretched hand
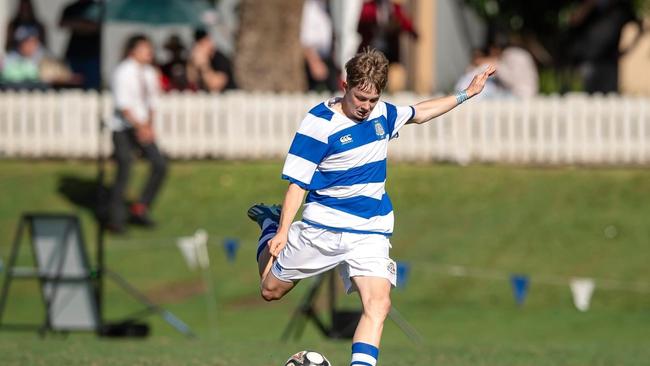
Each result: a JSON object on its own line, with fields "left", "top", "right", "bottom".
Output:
{"left": 466, "top": 64, "right": 497, "bottom": 98}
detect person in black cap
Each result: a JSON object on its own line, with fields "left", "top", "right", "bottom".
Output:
{"left": 1, "top": 25, "right": 44, "bottom": 87}
{"left": 6, "top": 0, "right": 47, "bottom": 51}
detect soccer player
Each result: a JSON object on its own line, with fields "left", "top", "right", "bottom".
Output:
{"left": 248, "top": 49, "right": 495, "bottom": 366}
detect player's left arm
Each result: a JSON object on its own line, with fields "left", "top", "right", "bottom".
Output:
{"left": 408, "top": 64, "right": 496, "bottom": 125}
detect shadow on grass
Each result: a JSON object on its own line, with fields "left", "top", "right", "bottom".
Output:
{"left": 57, "top": 174, "right": 110, "bottom": 222}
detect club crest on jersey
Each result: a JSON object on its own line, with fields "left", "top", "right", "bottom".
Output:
{"left": 374, "top": 121, "right": 385, "bottom": 139}
{"left": 340, "top": 134, "right": 353, "bottom": 144}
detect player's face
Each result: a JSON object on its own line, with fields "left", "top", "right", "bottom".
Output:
{"left": 343, "top": 84, "right": 380, "bottom": 121}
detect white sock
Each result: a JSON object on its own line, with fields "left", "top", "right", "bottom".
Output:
{"left": 350, "top": 342, "right": 378, "bottom": 366}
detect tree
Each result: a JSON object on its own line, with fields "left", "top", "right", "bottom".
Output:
{"left": 234, "top": 0, "right": 306, "bottom": 92}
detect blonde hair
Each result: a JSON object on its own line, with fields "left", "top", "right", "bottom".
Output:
{"left": 345, "top": 48, "right": 389, "bottom": 93}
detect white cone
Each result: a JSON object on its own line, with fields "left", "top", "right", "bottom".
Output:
{"left": 177, "top": 236, "right": 198, "bottom": 270}
{"left": 570, "top": 278, "right": 595, "bottom": 312}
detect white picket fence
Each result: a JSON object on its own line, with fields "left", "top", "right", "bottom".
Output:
{"left": 0, "top": 90, "right": 649, "bottom": 164}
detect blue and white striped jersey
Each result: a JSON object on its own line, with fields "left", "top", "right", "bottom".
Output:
{"left": 282, "top": 98, "right": 415, "bottom": 236}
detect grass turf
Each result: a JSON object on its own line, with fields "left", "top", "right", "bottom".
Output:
{"left": 0, "top": 160, "right": 648, "bottom": 365}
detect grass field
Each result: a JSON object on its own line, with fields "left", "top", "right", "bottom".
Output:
{"left": 0, "top": 160, "right": 649, "bottom": 365}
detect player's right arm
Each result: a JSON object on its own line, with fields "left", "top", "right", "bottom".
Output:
{"left": 269, "top": 105, "right": 332, "bottom": 256}
{"left": 267, "top": 183, "right": 306, "bottom": 257}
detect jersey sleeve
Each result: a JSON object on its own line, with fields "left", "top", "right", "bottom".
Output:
{"left": 385, "top": 102, "right": 415, "bottom": 139}
{"left": 281, "top": 114, "right": 331, "bottom": 189}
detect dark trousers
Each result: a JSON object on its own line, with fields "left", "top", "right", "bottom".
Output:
{"left": 108, "top": 129, "right": 167, "bottom": 226}
{"left": 68, "top": 56, "right": 101, "bottom": 90}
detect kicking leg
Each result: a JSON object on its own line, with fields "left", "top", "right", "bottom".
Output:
{"left": 247, "top": 203, "right": 295, "bottom": 301}
{"left": 248, "top": 203, "right": 281, "bottom": 276}
{"left": 260, "top": 269, "right": 295, "bottom": 302}
{"left": 255, "top": 218, "right": 278, "bottom": 278}
{"left": 256, "top": 226, "right": 296, "bottom": 301}
{"left": 349, "top": 276, "right": 392, "bottom": 366}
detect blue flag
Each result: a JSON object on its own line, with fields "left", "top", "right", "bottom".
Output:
{"left": 396, "top": 261, "right": 411, "bottom": 288}
{"left": 223, "top": 238, "right": 240, "bottom": 263}
{"left": 510, "top": 274, "right": 530, "bottom": 306}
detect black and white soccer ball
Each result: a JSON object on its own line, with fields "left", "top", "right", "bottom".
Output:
{"left": 284, "top": 350, "right": 331, "bottom": 366}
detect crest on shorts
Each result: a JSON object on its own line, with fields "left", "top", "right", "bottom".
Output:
{"left": 387, "top": 261, "right": 396, "bottom": 275}
{"left": 374, "top": 120, "right": 385, "bottom": 139}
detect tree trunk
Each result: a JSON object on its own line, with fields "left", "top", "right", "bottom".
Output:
{"left": 235, "top": 0, "right": 306, "bottom": 92}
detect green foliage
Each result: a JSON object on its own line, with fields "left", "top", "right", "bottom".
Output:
{"left": 634, "top": 0, "right": 650, "bottom": 15}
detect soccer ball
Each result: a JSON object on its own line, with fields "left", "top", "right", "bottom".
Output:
{"left": 284, "top": 350, "right": 331, "bottom": 366}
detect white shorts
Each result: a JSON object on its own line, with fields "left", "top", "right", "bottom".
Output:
{"left": 271, "top": 221, "right": 397, "bottom": 293}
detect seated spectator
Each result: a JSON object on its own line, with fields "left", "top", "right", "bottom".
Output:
{"left": 1, "top": 25, "right": 82, "bottom": 90}
{"left": 457, "top": 34, "right": 538, "bottom": 99}
{"left": 1, "top": 26, "right": 44, "bottom": 87}
{"left": 494, "top": 45, "right": 539, "bottom": 98}
{"left": 160, "top": 34, "right": 190, "bottom": 91}
{"left": 186, "top": 28, "right": 237, "bottom": 92}
{"left": 454, "top": 48, "right": 505, "bottom": 99}
{"left": 6, "top": 0, "right": 47, "bottom": 51}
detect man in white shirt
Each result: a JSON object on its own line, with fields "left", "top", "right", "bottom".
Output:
{"left": 248, "top": 49, "right": 495, "bottom": 365}
{"left": 107, "top": 34, "right": 167, "bottom": 233}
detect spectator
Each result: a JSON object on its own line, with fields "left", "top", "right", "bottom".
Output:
{"left": 6, "top": 0, "right": 47, "bottom": 52}
{"left": 357, "top": 0, "right": 417, "bottom": 64}
{"left": 495, "top": 47, "right": 538, "bottom": 98}
{"left": 1, "top": 25, "right": 45, "bottom": 88}
{"left": 455, "top": 32, "right": 539, "bottom": 99}
{"left": 160, "top": 34, "right": 190, "bottom": 91}
{"left": 300, "top": 0, "right": 339, "bottom": 92}
{"left": 107, "top": 34, "right": 167, "bottom": 234}
{"left": 567, "top": 0, "right": 637, "bottom": 93}
{"left": 454, "top": 48, "right": 504, "bottom": 99}
{"left": 186, "top": 28, "right": 237, "bottom": 92}
{"left": 482, "top": 35, "right": 539, "bottom": 98}
{"left": 2, "top": 25, "right": 81, "bottom": 89}
{"left": 59, "top": 0, "right": 102, "bottom": 90}
{"left": 357, "top": 0, "right": 418, "bottom": 92}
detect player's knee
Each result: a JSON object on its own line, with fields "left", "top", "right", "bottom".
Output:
{"left": 261, "top": 281, "right": 286, "bottom": 301}
{"left": 363, "top": 296, "right": 391, "bottom": 321}
{"left": 261, "top": 286, "right": 283, "bottom": 302}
